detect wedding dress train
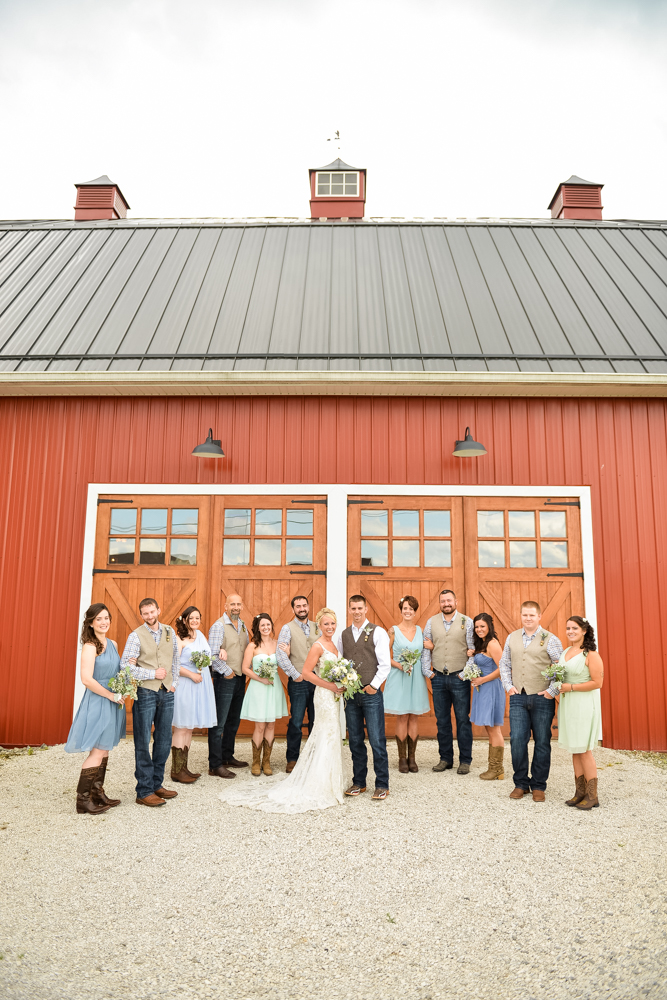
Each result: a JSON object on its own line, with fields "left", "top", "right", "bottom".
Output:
{"left": 218, "top": 647, "right": 345, "bottom": 813}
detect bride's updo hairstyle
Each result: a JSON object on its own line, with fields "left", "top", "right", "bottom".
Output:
{"left": 316, "top": 607, "right": 337, "bottom": 628}
{"left": 175, "top": 606, "right": 201, "bottom": 640}
{"left": 568, "top": 615, "right": 597, "bottom": 653}
{"left": 251, "top": 612, "right": 274, "bottom": 646}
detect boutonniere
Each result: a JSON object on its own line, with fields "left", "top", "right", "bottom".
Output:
{"left": 363, "top": 626, "right": 373, "bottom": 642}
{"left": 540, "top": 631, "right": 548, "bottom": 646}
{"left": 165, "top": 626, "right": 171, "bottom": 641}
{"left": 461, "top": 616, "right": 466, "bottom": 630}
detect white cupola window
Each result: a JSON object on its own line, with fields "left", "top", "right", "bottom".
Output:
{"left": 316, "top": 171, "right": 359, "bottom": 197}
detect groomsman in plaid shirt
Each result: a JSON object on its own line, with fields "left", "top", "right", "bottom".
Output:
{"left": 207, "top": 594, "right": 250, "bottom": 778}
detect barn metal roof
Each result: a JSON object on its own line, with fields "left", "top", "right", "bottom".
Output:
{"left": 1, "top": 217, "right": 666, "bottom": 375}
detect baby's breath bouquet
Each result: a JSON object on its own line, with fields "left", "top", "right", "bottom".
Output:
{"left": 541, "top": 662, "right": 566, "bottom": 691}
{"left": 108, "top": 666, "right": 139, "bottom": 708}
{"left": 399, "top": 648, "right": 421, "bottom": 676}
{"left": 189, "top": 651, "right": 212, "bottom": 673}
{"left": 460, "top": 662, "right": 482, "bottom": 682}
{"left": 320, "top": 657, "right": 363, "bottom": 700}
{"left": 255, "top": 656, "right": 277, "bottom": 682}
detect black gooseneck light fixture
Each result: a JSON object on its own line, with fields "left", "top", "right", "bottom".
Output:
{"left": 453, "top": 427, "right": 487, "bottom": 458}
{"left": 192, "top": 428, "right": 225, "bottom": 459}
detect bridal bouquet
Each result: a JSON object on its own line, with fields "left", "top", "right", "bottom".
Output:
{"left": 541, "top": 662, "right": 567, "bottom": 691}
{"left": 460, "top": 662, "right": 482, "bottom": 682}
{"left": 108, "top": 666, "right": 139, "bottom": 707}
{"left": 320, "top": 657, "right": 363, "bottom": 700}
{"left": 255, "top": 657, "right": 277, "bottom": 681}
{"left": 189, "top": 651, "right": 212, "bottom": 673}
{"left": 399, "top": 648, "right": 421, "bottom": 676}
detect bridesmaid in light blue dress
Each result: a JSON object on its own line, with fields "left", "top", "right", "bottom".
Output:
{"left": 468, "top": 613, "right": 506, "bottom": 781}
{"left": 171, "top": 606, "right": 217, "bottom": 783}
{"left": 241, "top": 613, "right": 288, "bottom": 778}
{"left": 385, "top": 596, "right": 431, "bottom": 773}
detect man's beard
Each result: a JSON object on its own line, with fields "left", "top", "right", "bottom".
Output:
{"left": 295, "top": 610, "right": 309, "bottom": 620}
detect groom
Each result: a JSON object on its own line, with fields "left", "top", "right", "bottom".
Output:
{"left": 339, "top": 595, "right": 391, "bottom": 801}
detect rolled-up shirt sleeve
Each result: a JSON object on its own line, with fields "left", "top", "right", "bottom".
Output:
{"left": 276, "top": 624, "right": 300, "bottom": 681}
{"left": 209, "top": 620, "right": 233, "bottom": 677}
{"left": 171, "top": 630, "right": 180, "bottom": 687}
{"left": 370, "top": 627, "right": 391, "bottom": 689}
{"left": 499, "top": 637, "right": 513, "bottom": 692}
{"left": 121, "top": 630, "right": 156, "bottom": 682}
{"left": 546, "top": 635, "right": 564, "bottom": 697}
{"left": 421, "top": 619, "right": 434, "bottom": 677}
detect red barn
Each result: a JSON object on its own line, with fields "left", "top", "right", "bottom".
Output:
{"left": 1, "top": 167, "right": 666, "bottom": 750}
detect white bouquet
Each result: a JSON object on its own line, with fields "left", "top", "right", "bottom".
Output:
{"left": 255, "top": 656, "right": 277, "bottom": 682}
{"left": 107, "top": 665, "right": 139, "bottom": 708}
{"left": 320, "top": 657, "right": 363, "bottom": 700}
{"left": 460, "top": 662, "right": 482, "bottom": 682}
{"left": 189, "top": 651, "right": 211, "bottom": 673}
{"left": 541, "top": 662, "right": 566, "bottom": 691}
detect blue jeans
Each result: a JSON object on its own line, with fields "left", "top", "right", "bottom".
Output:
{"left": 132, "top": 686, "right": 174, "bottom": 799}
{"left": 208, "top": 673, "right": 246, "bottom": 768}
{"left": 509, "top": 693, "right": 556, "bottom": 791}
{"left": 431, "top": 671, "right": 473, "bottom": 765}
{"left": 286, "top": 677, "right": 316, "bottom": 762}
{"left": 345, "top": 690, "right": 389, "bottom": 791}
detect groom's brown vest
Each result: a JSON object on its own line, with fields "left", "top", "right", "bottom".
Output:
{"left": 341, "top": 623, "right": 379, "bottom": 688}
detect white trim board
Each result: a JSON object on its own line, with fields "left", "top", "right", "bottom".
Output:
{"left": 74, "top": 483, "right": 596, "bottom": 718}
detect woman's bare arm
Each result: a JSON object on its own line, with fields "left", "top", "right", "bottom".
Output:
{"left": 81, "top": 643, "right": 118, "bottom": 702}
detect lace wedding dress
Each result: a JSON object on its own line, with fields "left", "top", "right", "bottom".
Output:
{"left": 218, "top": 644, "right": 345, "bottom": 814}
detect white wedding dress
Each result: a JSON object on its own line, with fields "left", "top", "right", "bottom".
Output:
{"left": 218, "top": 644, "right": 345, "bottom": 813}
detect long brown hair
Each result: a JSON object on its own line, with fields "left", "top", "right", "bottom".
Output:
{"left": 80, "top": 603, "right": 111, "bottom": 656}
{"left": 251, "top": 612, "right": 274, "bottom": 647}
{"left": 175, "top": 606, "right": 201, "bottom": 640}
{"left": 472, "top": 612, "right": 498, "bottom": 654}
{"left": 568, "top": 615, "right": 597, "bottom": 653}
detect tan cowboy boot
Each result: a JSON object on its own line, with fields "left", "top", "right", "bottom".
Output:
{"left": 480, "top": 745, "right": 505, "bottom": 780}
{"left": 407, "top": 736, "right": 419, "bottom": 773}
{"left": 262, "top": 738, "right": 274, "bottom": 776}
{"left": 575, "top": 777, "right": 599, "bottom": 810}
{"left": 170, "top": 747, "right": 196, "bottom": 784}
{"left": 565, "top": 774, "right": 586, "bottom": 806}
{"left": 91, "top": 758, "right": 120, "bottom": 807}
{"left": 396, "top": 736, "right": 409, "bottom": 773}
{"left": 251, "top": 740, "right": 262, "bottom": 777}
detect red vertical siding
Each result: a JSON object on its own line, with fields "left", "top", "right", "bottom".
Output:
{"left": 1, "top": 394, "right": 666, "bottom": 750}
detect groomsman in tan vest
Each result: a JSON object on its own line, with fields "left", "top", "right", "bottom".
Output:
{"left": 421, "top": 589, "right": 475, "bottom": 774}
{"left": 207, "top": 594, "right": 250, "bottom": 777}
{"left": 277, "top": 596, "right": 321, "bottom": 772}
{"left": 499, "top": 600, "right": 563, "bottom": 801}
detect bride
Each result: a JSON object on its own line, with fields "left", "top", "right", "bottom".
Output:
{"left": 218, "top": 608, "right": 346, "bottom": 813}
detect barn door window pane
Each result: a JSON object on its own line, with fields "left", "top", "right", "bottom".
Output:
{"left": 140, "top": 538, "right": 166, "bottom": 564}
{"left": 509, "top": 541, "right": 537, "bottom": 567}
{"left": 255, "top": 539, "right": 282, "bottom": 565}
{"left": 109, "top": 538, "right": 135, "bottom": 564}
{"left": 540, "top": 511, "right": 567, "bottom": 537}
{"left": 141, "top": 509, "right": 168, "bottom": 534}
{"left": 255, "top": 509, "right": 283, "bottom": 535}
{"left": 478, "top": 541, "right": 505, "bottom": 567}
{"left": 361, "top": 510, "right": 388, "bottom": 536}
{"left": 171, "top": 509, "right": 198, "bottom": 535}
{"left": 287, "top": 509, "right": 313, "bottom": 535}
{"left": 508, "top": 511, "right": 535, "bottom": 537}
{"left": 478, "top": 511, "right": 504, "bottom": 537}
{"left": 287, "top": 539, "right": 313, "bottom": 565}
{"left": 424, "top": 540, "right": 451, "bottom": 567}
{"left": 223, "top": 539, "right": 250, "bottom": 565}
{"left": 393, "top": 540, "right": 419, "bottom": 566}
{"left": 225, "top": 509, "right": 251, "bottom": 534}
{"left": 424, "top": 510, "right": 450, "bottom": 536}
{"left": 541, "top": 541, "right": 568, "bottom": 567}
{"left": 170, "top": 539, "right": 197, "bottom": 565}
{"left": 392, "top": 510, "right": 419, "bottom": 536}
{"left": 110, "top": 509, "right": 137, "bottom": 535}
{"left": 361, "top": 540, "right": 388, "bottom": 566}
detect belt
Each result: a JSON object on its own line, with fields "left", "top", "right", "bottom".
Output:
{"left": 160, "top": 683, "right": 170, "bottom": 692}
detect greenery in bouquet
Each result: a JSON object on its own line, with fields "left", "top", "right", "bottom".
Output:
{"left": 399, "top": 648, "right": 421, "bottom": 676}
{"left": 107, "top": 666, "right": 139, "bottom": 708}
{"left": 460, "top": 662, "right": 482, "bottom": 682}
{"left": 320, "top": 657, "right": 363, "bottom": 700}
{"left": 189, "top": 650, "right": 212, "bottom": 673}
{"left": 255, "top": 656, "right": 277, "bottom": 681}
{"left": 541, "top": 662, "right": 567, "bottom": 691}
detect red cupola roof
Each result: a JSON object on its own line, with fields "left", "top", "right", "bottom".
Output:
{"left": 308, "top": 158, "right": 366, "bottom": 220}
{"left": 548, "top": 175, "right": 603, "bottom": 220}
{"left": 74, "top": 175, "right": 130, "bottom": 221}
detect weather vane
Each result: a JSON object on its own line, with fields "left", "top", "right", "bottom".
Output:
{"left": 327, "top": 130, "right": 341, "bottom": 155}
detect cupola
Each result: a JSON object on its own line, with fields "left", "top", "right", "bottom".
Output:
{"left": 74, "top": 175, "right": 130, "bottom": 221}
{"left": 548, "top": 175, "right": 603, "bottom": 220}
{"left": 308, "top": 158, "right": 366, "bottom": 220}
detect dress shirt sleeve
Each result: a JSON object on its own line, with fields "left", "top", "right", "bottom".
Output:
{"left": 171, "top": 630, "right": 180, "bottom": 688}
{"left": 121, "top": 631, "right": 156, "bottom": 682}
{"left": 499, "top": 637, "right": 513, "bottom": 692}
{"left": 336, "top": 632, "right": 343, "bottom": 656}
{"left": 209, "top": 621, "right": 233, "bottom": 677}
{"left": 465, "top": 617, "right": 475, "bottom": 668}
{"left": 370, "top": 627, "right": 391, "bottom": 689}
{"left": 421, "top": 619, "right": 433, "bottom": 676}
{"left": 276, "top": 624, "right": 300, "bottom": 681}
{"left": 546, "top": 634, "right": 565, "bottom": 697}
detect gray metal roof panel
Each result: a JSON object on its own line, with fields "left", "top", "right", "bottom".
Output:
{"left": 398, "top": 227, "right": 450, "bottom": 354}
{"left": 354, "top": 228, "right": 390, "bottom": 354}
{"left": 329, "top": 227, "right": 359, "bottom": 355}
{"left": 208, "top": 227, "right": 266, "bottom": 354}
{"left": 300, "top": 226, "right": 332, "bottom": 353}
{"left": 377, "top": 227, "right": 420, "bottom": 354}
{"left": 177, "top": 227, "right": 243, "bottom": 354}
{"left": 445, "top": 227, "right": 510, "bottom": 354}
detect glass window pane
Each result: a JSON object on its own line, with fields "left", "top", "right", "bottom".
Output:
{"left": 224, "top": 509, "right": 251, "bottom": 535}
{"left": 317, "top": 183, "right": 329, "bottom": 195}
{"left": 109, "top": 508, "right": 136, "bottom": 535}
{"left": 541, "top": 541, "right": 568, "bottom": 567}
{"left": 392, "top": 509, "right": 419, "bottom": 536}
{"left": 141, "top": 509, "right": 168, "bottom": 535}
{"left": 108, "top": 538, "right": 135, "bottom": 564}
{"left": 509, "top": 541, "right": 537, "bottom": 568}
{"left": 361, "top": 540, "right": 388, "bottom": 566}
{"left": 286, "top": 508, "right": 313, "bottom": 535}
{"left": 540, "top": 511, "right": 567, "bottom": 537}
{"left": 170, "top": 539, "right": 197, "bottom": 565}
{"left": 424, "top": 510, "right": 450, "bottom": 536}
{"left": 508, "top": 511, "right": 535, "bottom": 537}
{"left": 361, "top": 509, "right": 388, "bottom": 536}
{"left": 254, "top": 539, "right": 282, "bottom": 566}
{"left": 223, "top": 539, "right": 249, "bottom": 565}
{"left": 286, "top": 539, "right": 313, "bottom": 566}
{"left": 255, "top": 509, "right": 283, "bottom": 535}
{"left": 424, "top": 540, "right": 451, "bottom": 567}
{"left": 332, "top": 173, "right": 343, "bottom": 182}
{"left": 478, "top": 511, "right": 504, "bottom": 537}
{"left": 478, "top": 540, "right": 505, "bottom": 567}
{"left": 344, "top": 183, "right": 357, "bottom": 195}
{"left": 393, "top": 540, "right": 420, "bottom": 567}
{"left": 171, "top": 508, "right": 198, "bottom": 535}
{"left": 139, "top": 538, "right": 165, "bottom": 564}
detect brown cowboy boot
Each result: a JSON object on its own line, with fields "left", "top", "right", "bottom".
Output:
{"left": 576, "top": 777, "right": 599, "bottom": 810}
{"left": 182, "top": 746, "right": 201, "bottom": 780}
{"left": 170, "top": 747, "right": 196, "bottom": 784}
{"left": 76, "top": 767, "right": 111, "bottom": 815}
{"left": 565, "top": 774, "right": 586, "bottom": 806}
{"left": 91, "top": 758, "right": 120, "bottom": 807}
{"left": 480, "top": 745, "right": 505, "bottom": 780}
{"left": 396, "top": 736, "right": 409, "bottom": 773}
{"left": 262, "top": 738, "right": 274, "bottom": 776}
{"left": 251, "top": 740, "right": 262, "bottom": 776}
{"left": 407, "top": 736, "right": 419, "bottom": 773}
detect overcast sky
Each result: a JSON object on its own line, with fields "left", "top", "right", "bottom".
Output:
{"left": 1, "top": 0, "right": 665, "bottom": 221}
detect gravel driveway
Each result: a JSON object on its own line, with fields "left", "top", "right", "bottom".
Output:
{"left": 0, "top": 739, "right": 665, "bottom": 1000}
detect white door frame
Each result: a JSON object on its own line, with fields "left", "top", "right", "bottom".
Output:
{"left": 75, "top": 483, "right": 595, "bottom": 712}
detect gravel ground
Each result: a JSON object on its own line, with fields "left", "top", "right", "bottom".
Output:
{"left": 1, "top": 738, "right": 666, "bottom": 1000}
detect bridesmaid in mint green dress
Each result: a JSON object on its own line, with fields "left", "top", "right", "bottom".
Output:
{"left": 241, "top": 613, "right": 287, "bottom": 778}
{"left": 386, "top": 596, "right": 430, "bottom": 774}
{"left": 557, "top": 616, "right": 604, "bottom": 811}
